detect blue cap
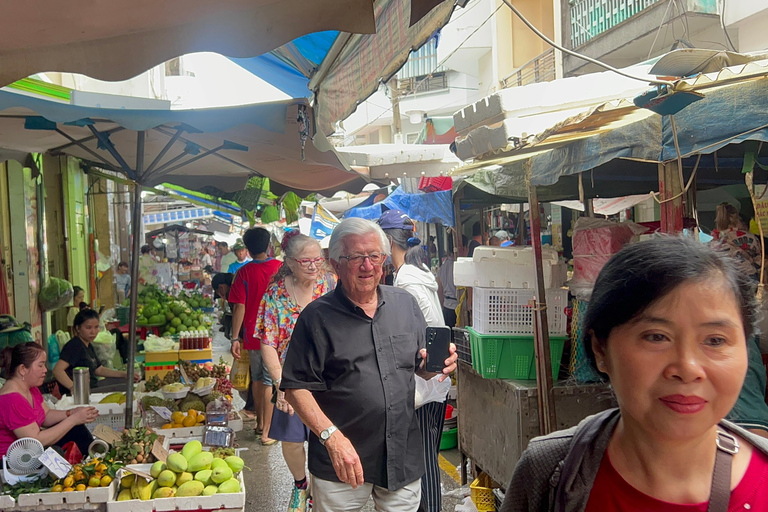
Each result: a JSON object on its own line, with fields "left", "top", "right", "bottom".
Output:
{"left": 377, "top": 209, "right": 414, "bottom": 231}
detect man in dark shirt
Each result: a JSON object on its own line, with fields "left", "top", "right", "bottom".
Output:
{"left": 467, "top": 221, "right": 482, "bottom": 257}
{"left": 282, "top": 218, "right": 458, "bottom": 512}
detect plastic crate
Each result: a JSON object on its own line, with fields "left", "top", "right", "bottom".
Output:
{"left": 467, "top": 327, "right": 566, "bottom": 380}
{"left": 472, "top": 287, "right": 568, "bottom": 335}
{"left": 452, "top": 328, "right": 472, "bottom": 365}
{"left": 470, "top": 472, "right": 498, "bottom": 512}
{"left": 116, "top": 306, "right": 130, "bottom": 325}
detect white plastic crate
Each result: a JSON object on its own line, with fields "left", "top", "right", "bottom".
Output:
{"left": 455, "top": 247, "right": 566, "bottom": 289}
{"left": 472, "top": 287, "right": 568, "bottom": 335}
{"left": 53, "top": 393, "right": 139, "bottom": 432}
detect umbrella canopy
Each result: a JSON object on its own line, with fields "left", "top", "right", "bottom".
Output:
{"left": 0, "top": 90, "right": 365, "bottom": 194}
{"left": 0, "top": 0, "right": 378, "bottom": 88}
{"left": 145, "top": 225, "right": 214, "bottom": 239}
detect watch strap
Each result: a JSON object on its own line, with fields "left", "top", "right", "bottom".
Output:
{"left": 319, "top": 425, "right": 338, "bottom": 445}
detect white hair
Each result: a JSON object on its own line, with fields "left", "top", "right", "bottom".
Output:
{"left": 329, "top": 218, "right": 391, "bottom": 262}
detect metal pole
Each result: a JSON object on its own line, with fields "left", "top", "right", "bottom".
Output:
{"left": 528, "top": 182, "right": 557, "bottom": 435}
{"left": 35, "top": 165, "right": 48, "bottom": 349}
{"left": 124, "top": 131, "right": 145, "bottom": 429}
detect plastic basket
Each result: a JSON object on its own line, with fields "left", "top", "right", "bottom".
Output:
{"left": 116, "top": 306, "right": 130, "bottom": 325}
{"left": 470, "top": 473, "right": 498, "bottom": 512}
{"left": 440, "top": 427, "right": 458, "bottom": 450}
{"left": 453, "top": 328, "right": 472, "bottom": 365}
{"left": 467, "top": 327, "right": 566, "bottom": 380}
{"left": 472, "top": 287, "right": 568, "bottom": 335}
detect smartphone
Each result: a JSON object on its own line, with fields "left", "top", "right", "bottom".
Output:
{"left": 425, "top": 326, "right": 452, "bottom": 373}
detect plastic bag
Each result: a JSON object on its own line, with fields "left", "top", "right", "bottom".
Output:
{"left": 143, "top": 335, "right": 175, "bottom": 352}
{"left": 92, "top": 330, "right": 116, "bottom": 368}
{"left": 570, "top": 218, "right": 647, "bottom": 300}
{"left": 55, "top": 330, "right": 71, "bottom": 351}
{"left": 61, "top": 441, "right": 84, "bottom": 465}
{"left": 38, "top": 277, "right": 74, "bottom": 311}
{"left": 47, "top": 334, "right": 60, "bottom": 369}
{"left": 230, "top": 350, "right": 251, "bottom": 392}
{"left": 415, "top": 375, "right": 451, "bottom": 409}
{"left": 454, "top": 496, "right": 479, "bottom": 512}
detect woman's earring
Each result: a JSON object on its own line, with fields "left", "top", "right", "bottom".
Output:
{"left": 598, "top": 361, "right": 606, "bottom": 369}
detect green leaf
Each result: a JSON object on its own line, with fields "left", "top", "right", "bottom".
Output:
{"left": 245, "top": 209, "right": 256, "bottom": 226}
{"left": 260, "top": 205, "right": 280, "bottom": 224}
{"left": 281, "top": 191, "right": 302, "bottom": 225}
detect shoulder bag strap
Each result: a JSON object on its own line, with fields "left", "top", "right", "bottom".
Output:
{"left": 708, "top": 430, "right": 739, "bottom": 512}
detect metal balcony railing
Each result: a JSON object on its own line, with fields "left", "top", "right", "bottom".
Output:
{"left": 569, "top": 0, "right": 661, "bottom": 48}
{"left": 501, "top": 48, "right": 556, "bottom": 89}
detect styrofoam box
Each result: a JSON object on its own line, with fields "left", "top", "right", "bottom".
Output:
{"left": 107, "top": 464, "right": 245, "bottom": 512}
{"left": 455, "top": 246, "right": 567, "bottom": 289}
{"left": 53, "top": 394, "right": 139, "bottom": 432}
{"left": 472, "top": 287, "right": 569, "bottom": 335}
{"left": 14, "top": 479, "right": 117, "bottom": 508}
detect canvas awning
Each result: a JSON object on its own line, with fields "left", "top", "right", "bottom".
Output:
{"left": 0, "top": 89, "right": 366, "bottom": 195}
{"left": 0, "top": 1, "right": 379, "bottom": 88}
{"left": 337, "top": 143, "right": 460, "bottom": 179}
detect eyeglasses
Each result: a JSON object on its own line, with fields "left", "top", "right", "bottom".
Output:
{"left": 292, "top": 257, "right": 326, "bottom": 268}
{"left": 338, "top": 253, "right": 386, "bottom": 266}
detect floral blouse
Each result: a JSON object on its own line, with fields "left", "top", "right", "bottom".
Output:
{"left": 255, "top": 274, "right": 336, "bottom": 364}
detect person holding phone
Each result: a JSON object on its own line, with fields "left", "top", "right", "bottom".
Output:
{"left": 281, "top": 218, "right": 458, "bottom": 512}
{"left": 379, "top": 209, "right": 449, "bottom": 512}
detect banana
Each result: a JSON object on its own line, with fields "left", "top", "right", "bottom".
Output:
{"left": 99, "top": 392, "right": 127, "bottom": 404}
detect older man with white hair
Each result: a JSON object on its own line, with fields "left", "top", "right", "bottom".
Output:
{"left": 281, "top": 218, "right": 458, "bottom": 512}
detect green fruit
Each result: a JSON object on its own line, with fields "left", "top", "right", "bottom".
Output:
{"left": 181, "top": 440, "right": 203, "bottom": 461}
{"left": 171, "top": 317, "right": 182, "bottom": 327}
{"left": 168, "top": 327, "right": 177, "bottom": 335}
{"left": 191, "top": 320, "right": 200, "bottom": 328}
{"left": 211, "top": 466, "right": 233, "bottom": 484}
{"left": 150, "top": 461, "right": 167, "bottom": 478}
{"left": 188, "top": 451, "right": 213, "bottom": 472}
{"left": 176, "top": 472, "right": 194, "bottom": 487}
{"left": 157, "top": 470, "right": 177, "bottom": 488}
{"left": 194, "top": 469, "right": 213, "bottom": 486}
{"left": 167, "top": 453, "right": 188, "bottom": 473}
{"left": 224, "top": 456, "right": 244, "bottom": 474}
{"left": 179, "top": 313, "right": 189, "bottom": 323}
{"left": 121, "top": 474, "right": 135, "bottom": 489}
{"left": 117, "top": 489, "right": 133, "bottom": 501}
{"left": 202, "top": 485, "right": 218, "bottom": 496}
{"left": 177, "top": 480, "right": 205, "bottom": 497}
{"left": 217, "top": 478, "right": 241, "bottom": 494}
{"left": 211, "top": 458, "right": 228, "bottom": 471}
{"left": 165, "top": 311, "right": 175, "bottom": 321}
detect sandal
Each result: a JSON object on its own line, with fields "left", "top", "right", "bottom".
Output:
{"left": 260, "top": 438, "right": 277, "bottom": 446}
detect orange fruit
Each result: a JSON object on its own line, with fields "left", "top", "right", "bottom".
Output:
{"left": 52, "top": 484, "right": 63, "bottom": 492}
{"left": 161, "top": 423, "right": 173, "bottom": 429}
{"left": 63, "top": 487, "right": 74, "bottom": 492}
{"left": 101, "top": 475, "right": 112, "bottom": 487}
{"left": 187, "top": 409, "right": 197, "bottom": 418}
{"left": 171, "top": 411, "right": 185, "bottom": 424}
{"left": 76, "top": 484, "right": 87, "bottom": 492}
{"left": 89, "top": 476, "right": 101, "bottom": 488}
{"left": 182, "top": 415, "right": 196, "bottom": 427}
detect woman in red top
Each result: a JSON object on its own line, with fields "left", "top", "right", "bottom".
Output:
{"left": 501, "top": 238, "right": 768, "bottom": 512}
{"left": 0, "top": 343, "right": 98, "bottom": 458}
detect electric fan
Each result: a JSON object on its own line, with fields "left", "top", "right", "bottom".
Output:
{"left": 2, "top": 438, "right": 48, "bottom": 485}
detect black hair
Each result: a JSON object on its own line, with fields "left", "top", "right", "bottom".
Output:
{"left": 78, "top": 301, "right": 89, "bottom": 311}
{"left": 117, "top": 261, "right": 128, "bottom": 269}
{"left": 3, "top": 342, "right": 46, "bottom": 379}
{"left": 212, "top": 272, "right": 233, "bottom": 292}
{"left": 383, "top": 227, "right": 428, "bottom": 272}
{"left": 141, "top": 245, "right": 152, "bottom": 255}
{"left": 584, "top": 236, "right": 759, "bottom": 376}
{"left": 72, "top": 286, "right": 84, "bottom": 299}
{"left": 472, "top": 222, "right": 481, "bottom": 237}
{"left": 242, "top": 227, "right": 271, "bottom": 256}
{"left": 218, "top": 241, "right": 229, "bottom": 248}
{"left": 73, "top": 308, "right": 100, "bottom": 329}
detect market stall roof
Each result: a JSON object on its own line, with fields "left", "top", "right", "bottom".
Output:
{"left": 0, "top": 89, "right": 367, "bottom": 195}
{"left": 344, "top": 185, "right": 454, "bottom": 226}
{"left": 311, "top": 0, "right": 456, "bottom": 135}
{"left": 337, "top": 143, "right": 461, "bottom": 179}
{"left": 146, "top": 225, "right": 214, "bottom": 238}
{"left": 452, "top": 56, "right": 768, "bottom": 199}
{"left": 0, "top": 1, "right": 381, "bottom": 88}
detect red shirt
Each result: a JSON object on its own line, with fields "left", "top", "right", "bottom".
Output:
{"left": 0, "top": 388, "right": 45, "bottom": 456}
{"left": 585, "top": 448, "right": 768, "bottom": 512}
{"left": 227, "top": 258, "right": 282, "bottom": 350}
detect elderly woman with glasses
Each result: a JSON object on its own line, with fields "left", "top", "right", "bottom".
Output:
{"left": 256, "top": 230, "right": 336, "bottom": 512}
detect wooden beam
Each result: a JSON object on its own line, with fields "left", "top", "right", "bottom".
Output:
{"left": 658, "top": 161, "right": 684, "bottom": 233}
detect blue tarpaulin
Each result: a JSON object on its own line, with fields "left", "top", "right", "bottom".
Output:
{"left": 344, "top": 186, "right": 454, "bottom": 226}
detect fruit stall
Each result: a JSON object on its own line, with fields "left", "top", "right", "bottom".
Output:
{"left": 116, "top": 285, "right": 214, "bottom": 339}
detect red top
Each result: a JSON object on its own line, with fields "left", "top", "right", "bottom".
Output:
{"left": 585, "top": 448, "right": 768, "bottom": 512}
{"left": 228, "top": 258, "right": 282, "bottom": 350}
{"left": 0, "top": 388, "right": 46, "bottom": 456}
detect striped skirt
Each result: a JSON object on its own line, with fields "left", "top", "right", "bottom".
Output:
{"left": 416, "top": 401, "right": 447, "bottom": 512}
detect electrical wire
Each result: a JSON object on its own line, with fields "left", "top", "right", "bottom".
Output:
{"left": 647, "top": 0, "right": 676, "bottom": 60}
{"left": 501, "top": 0, "right": 672, "bottom": 86}
{"left": 720, "top": 0, "right": 737, "bottom": 51}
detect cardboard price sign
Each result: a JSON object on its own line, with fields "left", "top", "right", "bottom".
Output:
{"left": 152, "top": 437, "right": 169, "bottom": 462}
{"left": 93, "top": 424, "right": 122, "bottom": 445}
{"left": 39, "top": 448, "right": 72, "bottom": 479}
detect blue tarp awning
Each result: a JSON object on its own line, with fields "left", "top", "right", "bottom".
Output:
{"left": 344, "top": 186, "right": 454, "bottom": 226}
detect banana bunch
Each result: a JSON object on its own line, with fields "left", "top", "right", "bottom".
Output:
{"left": 99, "top": 392, "right": 127, "bottom": 404}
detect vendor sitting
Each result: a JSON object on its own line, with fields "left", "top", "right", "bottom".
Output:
{"left": 0, "top": 342, "right": 98, "bottom": 457}
{"left": 53, "top": 309, "right": 139, "bottom": 394}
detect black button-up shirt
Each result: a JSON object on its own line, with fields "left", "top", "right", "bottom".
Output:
{"left": 281, "top": 284, "right": 427, "bottom": 490}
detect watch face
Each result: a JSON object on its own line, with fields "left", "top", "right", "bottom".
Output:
{"left": 321, "top": 430, "right": 329, "bottom": 440}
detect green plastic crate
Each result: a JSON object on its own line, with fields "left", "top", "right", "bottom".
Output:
{"left": 467, "top": 327, "right": 566, "bottom": 380}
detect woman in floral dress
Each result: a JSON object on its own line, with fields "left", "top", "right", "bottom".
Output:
{"left": 256, "top": 231, "right": 335, "bottom": 512}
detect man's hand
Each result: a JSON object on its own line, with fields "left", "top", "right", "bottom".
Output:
{"left": 324, "top": 431, "right": 365, "bottom": 488}
{"left": 417, "top": 343, "right": 458, "bottom": 382}
{"left": 276, "top": 390, "right": 294, "bottom": 416}
{"left": 231, "top": 340, "right": 241, "bottom": 359}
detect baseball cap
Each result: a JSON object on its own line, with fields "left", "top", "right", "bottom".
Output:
{"left": 377, "top": 209, "right": 414, "bottom": 231}
{"left": 495, "top": 230, "right": 510, "bottom": 239}
{"left": 232, "top": 238, "right": 245, "bottom": 250}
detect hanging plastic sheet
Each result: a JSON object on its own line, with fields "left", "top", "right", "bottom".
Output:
{"left": 344, "top": 186, "right": 454, "bottom": 226}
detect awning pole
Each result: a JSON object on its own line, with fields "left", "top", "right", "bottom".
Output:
{"left": 528, "top": 181, "right": 557, "bottom": 435}
{"left": 658, "top": 160, "right": 684, "bottom": 233}
{"left": 124, "top": 131, "right": 145, "bottom": 429}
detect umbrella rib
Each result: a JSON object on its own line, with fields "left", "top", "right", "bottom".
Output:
{"left": 53, "top": 128, "right": 118, "bottom": 170}
{"left": 49, "top": 126, "right": 125, "bottom": 154}
{"left": 87, "top": 125, "right": 135, "bottom": 179}
{"left": 145, "top": 125, "right": 186, "bottom": 175}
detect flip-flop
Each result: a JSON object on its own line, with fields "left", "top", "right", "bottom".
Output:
{"left": 254, "top": 426, "right": 263, "bottom": 435}
{"left": 260, "top": 438, "right": 277, "bottom": 446}
{"left": 240, "top": 410, "right": 256, "bottom": 420}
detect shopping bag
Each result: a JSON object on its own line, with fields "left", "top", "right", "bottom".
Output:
{"left": 414, "top": 375, "right": 451, "bottom": 409}
{"left": 230, "top": 349, "right": 251, "bottom": 392}
{"left": 61, "top": 441, "right": 84, "bottom": 465}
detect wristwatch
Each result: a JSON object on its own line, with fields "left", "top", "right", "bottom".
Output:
{"left": 319, "top": 425, "right": 338, "bottom": 446}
